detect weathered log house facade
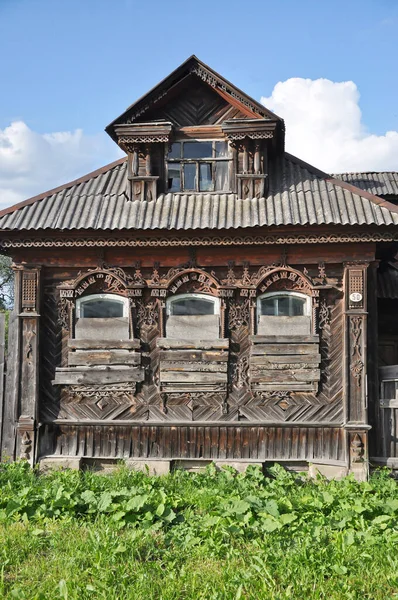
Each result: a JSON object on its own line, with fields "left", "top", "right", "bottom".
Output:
{"left": 1, "top": 56, "right": 398, "bottom": 478}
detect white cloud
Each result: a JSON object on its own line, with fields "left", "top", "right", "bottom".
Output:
{"left": 261, "top": 78, "right": 398, "bottom": 173}
{"left": 0, "top": 121, "right": 123, "bottom": 209}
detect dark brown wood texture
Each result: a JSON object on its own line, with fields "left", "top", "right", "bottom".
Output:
{"left": 38, "top": 423, "right": 346, "bottom": 463}
{"left": 141, "top": 76, "right": 250, "bottom": 128}
{"left": 0, "top": 239, "right": 373, "bottom": 464}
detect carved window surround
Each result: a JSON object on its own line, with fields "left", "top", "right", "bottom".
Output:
{"left": 55, "top": 265, "right": 144, "bottom": 389}
{"left": 221, "top": 118, "right": 277, "bottom": 142}
{"left": 114, "top": 122, "right": 173, "bottom": 202}
{"left": 114, "top": 122, "right": 173, "bottom": 153}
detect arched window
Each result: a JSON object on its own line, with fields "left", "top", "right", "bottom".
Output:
{"left": 76, "top": 294, "right": 129, "bottom": 319}
{"left": 75, "top": 293, "right": 130, "bottom": 340}
{"left": 166, "top": 293, "right": 220, "bottom": 339}
{"left": 256, "top": 291, "right": 311, "bottom": 335}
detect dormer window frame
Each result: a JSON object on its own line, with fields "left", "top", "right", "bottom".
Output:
{"left": 166, "top": 139, "right": 232, "bottom": 194}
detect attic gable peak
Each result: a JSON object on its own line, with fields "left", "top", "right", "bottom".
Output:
{"left": 105, "top": 56, "right": 283, "bottom": 142}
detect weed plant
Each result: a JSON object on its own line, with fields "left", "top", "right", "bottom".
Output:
{"left": 0, "top": 461, "right": 397, "bottom": 599}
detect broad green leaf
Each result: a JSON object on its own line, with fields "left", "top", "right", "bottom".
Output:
{"left": 332, "top": 565, "right": 348, "bottom": 575}
{"left": 156, "top": 503, "right": 165, "bottom": 516}
{"left": 262, "top": 518, "right": 282, "bottom": 532}
{"left": 264, "top": 500, "right": 279, "bottom": 518}
{"left": 372, "top": 515, "right": 391, "bottom": 525}
{"left": 112, "top": 511, "right": 126, "bottom": 521}
{"left": 162, "top": 508, "right": 176, "bottom": 523}
{"left": 97, "top": 492, "right": 113, "bottom": 512}
{"left": 322, "top": 492, "right": 334, "bottom": 503}
{"left": 32, "top": 528, "right": 45, "bottom": 537}
{"left": 81, "top": 490, "right": 96, "bottom": 505}
{"left": 230, "top": 499, "right": 250, "bottom": 515}
{"left": 126, "top": 494, "right": 148, "bottom": 511}
{"left": 279, "top": 513, "right": 297, "bottom": 525}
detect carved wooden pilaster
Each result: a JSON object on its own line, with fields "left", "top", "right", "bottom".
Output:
{"left": 344, "top": 262, "right": 368, "bottom": 423}
{"left": 2, "top": 266, "right": 41, "bottom": 464}
{"left": 344, "top": 262, "right": 370, "bottom": 477}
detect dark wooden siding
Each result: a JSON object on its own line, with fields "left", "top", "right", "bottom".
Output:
{"left": 38, "top": 424, "right": 346, "bottom": 463}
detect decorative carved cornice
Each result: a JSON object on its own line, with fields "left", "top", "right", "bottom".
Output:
{"left": 59, "top": 264, "right": 134, "bottom": 297}
{"left": 2, "top": 231, "right": 397, "bottom": 249}
{"left": 221, "top": 119, "right": 276, "bottom": 142}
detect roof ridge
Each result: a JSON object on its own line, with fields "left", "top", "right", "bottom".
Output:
{"left": 284, "top": 153, "right": 398, "bottom": 215}
{"left": 0, "top": 156, "right": 127, "bottom": 219}
{"left": 334, "top": 171, "right": 398, "bottom": 175}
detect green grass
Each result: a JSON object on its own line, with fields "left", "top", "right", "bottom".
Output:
{"left": 0, "top": 462, "right": 398, "bottom": 599}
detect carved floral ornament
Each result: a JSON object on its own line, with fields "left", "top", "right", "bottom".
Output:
{"left": 148, "top": 268, "right": 221, "bottom": 298}
{"left": 57, "top": 265, "right": 137, "bottom": 330}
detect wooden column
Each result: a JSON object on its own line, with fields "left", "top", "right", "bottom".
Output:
{"left": 1, "top": 266, "right": 41, "bottom": 464}
{"left": 344, "top": 261, "right": 370, "bottom": 480}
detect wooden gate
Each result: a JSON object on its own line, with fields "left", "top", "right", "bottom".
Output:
{"left": 374, "top": 365, "right": 398, "bottom": 465}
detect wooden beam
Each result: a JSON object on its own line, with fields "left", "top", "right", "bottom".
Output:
{"left": 68, "top": 339, "right": 140, "bottom": 350}
{"left": 157, "top": 338, "right": 229, "bottom": 350}
{"left": 68, "top": 351, "right": 140, "bottom": 367}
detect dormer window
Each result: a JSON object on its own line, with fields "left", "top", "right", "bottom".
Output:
{"left": 167, "top": 141, "right": 230, "bottom": 192}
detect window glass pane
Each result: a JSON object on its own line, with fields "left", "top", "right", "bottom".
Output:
{"left": 184, "top": 163, "right": 196, "bottom": 190}
{"left": 183, "top": 141, "right": 212, "bottom": 159}
{"left": 215, "top": 141, "right": 229, "bottom": 157}
{"left": 199, "top": 163, "right": 213, "bottom": 192}
{"left": 278, "top": 296, "right": 290, "bottom": 316}
{"left": 81, "top": 298, "right": 124, "bottom": 318}
{"left": 383, "top": 381, "right": 397, "bottom": 399}
{"left": 215, "top": 162, "right": 229, "bottom": 191}
{"left": 170, "top": 297, "right": 215, "bottom": 315}
{"left": 168, "top": 163, "right": 181, "bottom": 191}
{"left": 168, "top": 142, "right": 181, "bottom": 159}
{"left": 291, "top": 297, "right": 306, "bottom": 316}
{"left": 260, "top": 298, "right": 277, "bottom": 316}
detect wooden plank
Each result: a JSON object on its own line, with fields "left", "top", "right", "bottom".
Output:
{"left": 251, "top": 354, "right": 321, "bottom": 365}
{"left": 53, "top": 367, "right": 144, "bottom": 385}
{"left": 68, "top": 350, "right": 140, "bottom": 366}
{"left": 251, "top": 369, "right": 320, "bottom": 383}
{"left": 157, "top": 338, "right": 229, "bottom": 350}
{"left": 0, "top": 313, "right": 5, "bottom": 460}
{"left": 160, "top": 371, "right": 227, "bottom": 383}
{"left": 1, "top": 311, "right": 19, "bottom": 461}
{"left": 160, "top": 350, "right": 228, "bottom": 362}
{"left": 380, "top": 399, "right": 398, "bottom": 409}
{"left": 68, "top": 339, "right": 140, "bottom": 350}
{"left": 160, "top": 384, "right": 227, "bottom": 393}
{"left": 252, "top": 383, "right": 316, "bottom": 392}
{"left": 251, "top": 344, "right": 319, "bottom": 355}
{"left": 251, "top": 335, "right": 319, "bottom": 344}
{"left": 160, "top": 362, "right": 228, "bottom": 372}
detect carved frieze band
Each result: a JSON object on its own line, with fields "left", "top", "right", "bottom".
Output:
{"left": 2, "top": 231, "right": 396, "bottom": 250}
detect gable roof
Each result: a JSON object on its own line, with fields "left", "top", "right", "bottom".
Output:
{"left": 334, "top": 172, "right": 398, "bottom": 198}
{"left": 105, "top": 55, "right": 283, "bottom": 142}
{"left": 1, "top": 154, "right": 398, "bottom": 232}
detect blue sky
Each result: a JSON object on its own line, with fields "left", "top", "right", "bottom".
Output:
{"left": 1, "top": 0, "right": 398, "bottom": 206}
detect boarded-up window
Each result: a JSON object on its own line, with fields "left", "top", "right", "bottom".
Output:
{"left": 257, "top": 292, "right": 311, "bottom": 336}
{"left": 166, "top": 293, "right": 220, "bottom": 339}
{"left": 75, "top": 293, "right": 129, "bottom": 340}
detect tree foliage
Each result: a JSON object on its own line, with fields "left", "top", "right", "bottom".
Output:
{"left": 0, "top": 254, "right": 13, "bottom": 310}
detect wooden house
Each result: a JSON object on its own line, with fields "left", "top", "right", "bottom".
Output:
{"left": 1, "top": 56, "right": 398, "bottom": 478}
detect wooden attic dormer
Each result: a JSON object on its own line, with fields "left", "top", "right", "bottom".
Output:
{"left": 105, "top": 55, "right": 285, "bottom": 201}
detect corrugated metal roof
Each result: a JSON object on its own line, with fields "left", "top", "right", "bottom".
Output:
{"left": 334, "top": 172, "right": 398, "bottom": 198}
{"left": 1, "top": 155, "right": 398, "bottom": 231}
